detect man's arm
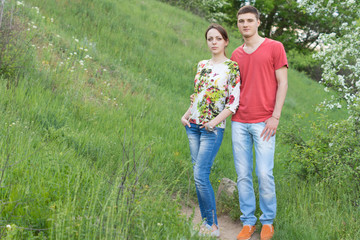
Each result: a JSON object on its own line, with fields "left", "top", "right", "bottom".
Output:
{"left": 260, "top": 66, "right": 288, "bottom": 141}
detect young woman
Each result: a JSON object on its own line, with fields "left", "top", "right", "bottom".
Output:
{"left": 181, "top": 23, "right": 241, "bottom": 237}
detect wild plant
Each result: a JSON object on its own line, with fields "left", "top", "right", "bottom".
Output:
{"left": 0, "top": 0, "right": 35, "bottom": 88}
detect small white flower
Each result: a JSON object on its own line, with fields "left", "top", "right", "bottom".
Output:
{"left": 6, "top": 224, "right": 11, "bottom": 230}
{"left": 74, "top": 38, "right": 79, "bottom": 43}
{"left": 16, "top": 1, "right": 24, "bottom": 6}
{"left": 74, "top": 52, "right": 77, "bottom": 55}
{"left": 33, "top": 25, "right": 37, "bottom": 29}
{"left": 32, "top": 7, "right": 40, "bottom": 14}
{"left": 51, "top": 18, "right": 54, "bottom": 23}
{"left": 84, "top": 48, "right": 88, "bottom": 52}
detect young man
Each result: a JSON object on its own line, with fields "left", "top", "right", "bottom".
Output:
{"left": 230, "top": 6, "right": 288, "bottom": 240}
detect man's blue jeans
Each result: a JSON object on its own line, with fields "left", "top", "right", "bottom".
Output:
{"left": 232, "top": 121, "right": 276, "bottom": 226}
{"left": 185, "top": 123, "right": 224, "bottom": 227}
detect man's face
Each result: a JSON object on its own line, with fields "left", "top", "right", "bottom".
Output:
{"left": 237, "top": 13, "right": 260, "bottom": 38}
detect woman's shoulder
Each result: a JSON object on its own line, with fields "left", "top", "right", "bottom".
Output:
{"left": 196, "top": 60, "right": 210, "bottom": 69}
{"left": 198, "top": 59, "right": 209, "bottom": 65}
{"left": 224, "top": 59, "right": 239, "bottom": 70}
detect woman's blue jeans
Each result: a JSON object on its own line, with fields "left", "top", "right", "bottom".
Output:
{"left": 232, "top": 121, "right": 276, "bottom": 226}
{"left": 185, "top": 123, "right": 224, "bottom": 227}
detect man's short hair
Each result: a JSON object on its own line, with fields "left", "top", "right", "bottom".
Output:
{"left": 237, "top": 5, "right": 260, "bottom": 20}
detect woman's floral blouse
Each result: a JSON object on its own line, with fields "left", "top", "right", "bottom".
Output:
{"left": 189, "top": 59, "right": 241, "bottom": 128}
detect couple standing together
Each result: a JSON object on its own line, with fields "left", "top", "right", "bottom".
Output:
{"left": 181, "top": 5, "right": 288, "bottom": 240}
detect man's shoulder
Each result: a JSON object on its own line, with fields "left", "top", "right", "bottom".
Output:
{"left": 231, "top": 45, "right": 245, "bottom": 61}
{"left": 232, "top": 44, "right": 244, "bottom": 54}
{"left": 264, "top": 38, "right": 285, "bottom": 48}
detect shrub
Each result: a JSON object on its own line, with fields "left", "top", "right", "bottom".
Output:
{"left": 287, "top": 49, "right": 323, "bottom": 82}
{"left": 282, "top": 108, "right": 360, "bottom": 200}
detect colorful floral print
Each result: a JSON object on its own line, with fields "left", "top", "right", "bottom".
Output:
{"left": 189, "top": 59, "right": 241, "bottom": 128}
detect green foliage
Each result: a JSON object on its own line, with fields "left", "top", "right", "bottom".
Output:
{"left": 0, "top": 1, "right": 35, "bottom": 88}
{"left": 282, "top": 111, "right": 360, "bottom": 196}
{"left": 287, "top": 49, "right": 322, "bottom": 81}
{"left": 163, "top": 0, "right": 358, "bottom": 54}
{"left": 0, "top": 0, "right": 359, "bottom": 239}
{"left": 157, "top": 0, "right": 207, "bottom": 18}
{"left": 276, "top": 177, "right": 360, "bottom": 240}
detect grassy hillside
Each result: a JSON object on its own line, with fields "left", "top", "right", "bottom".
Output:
{"left": 0, "top": 0, "right": 358, "bottom": 239}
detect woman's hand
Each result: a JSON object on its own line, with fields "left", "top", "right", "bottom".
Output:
{"left": 181, "top": 115, "right": 191, "bottom": 127}
{"left": 201, "top": 122, "right": 214, "bottom": 131}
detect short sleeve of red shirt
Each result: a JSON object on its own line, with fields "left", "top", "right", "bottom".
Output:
{"left": 230, "top": 38, "right": 288, "bottom": 123}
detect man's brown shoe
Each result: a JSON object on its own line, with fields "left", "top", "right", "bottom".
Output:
{"left": 237, "top": 225, "right": 256, "bottom": 240}
{"left": 260, "top": 224, "right": 274, "bottom": 240}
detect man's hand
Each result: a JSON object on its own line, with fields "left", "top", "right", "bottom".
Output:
{"left": 181, "top": 116, "right": 191, "bottom": 127}
{"left": 260, "top": 116, "right": 279, "bottom": 141}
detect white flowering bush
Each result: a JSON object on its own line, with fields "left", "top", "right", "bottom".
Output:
{"left": 300, "top": 0, "right": 360, "bottom": 115}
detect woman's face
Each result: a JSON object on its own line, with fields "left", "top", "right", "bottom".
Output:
{"left": 206, "top": 28, "right": 228, "bottom": 56}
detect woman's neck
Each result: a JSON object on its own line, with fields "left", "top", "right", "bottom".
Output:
{"left": 210, "top": 54, "right": 227, "bottom": 64}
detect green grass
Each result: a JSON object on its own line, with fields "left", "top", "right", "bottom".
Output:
{"left": 0, "top": 0, "right": 358, "bottom": 239}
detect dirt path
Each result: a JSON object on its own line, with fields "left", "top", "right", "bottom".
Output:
{"left": 181, "top": 203, "right": 260, "bottom": 240}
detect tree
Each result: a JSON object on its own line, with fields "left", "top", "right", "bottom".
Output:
{"left": 298, "top": 0, "right": 360, "bottom": 115}
{"left": 210, "top": 0, "right": 358, "bottom": 52}
{"left": 282, "top": 0, "right": 360, "bottom": 199}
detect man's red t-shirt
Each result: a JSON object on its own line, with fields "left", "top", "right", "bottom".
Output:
{"left": 230, "top": 38, "right": 288, "bottom": 123}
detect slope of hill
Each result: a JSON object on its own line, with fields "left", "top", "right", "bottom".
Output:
{"left": 0, "top": 0, "right": 357, "bottom": 239}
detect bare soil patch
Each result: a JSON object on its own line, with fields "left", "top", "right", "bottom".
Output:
{"left": 181, "top": 201, "right": 260, "bottom": 240}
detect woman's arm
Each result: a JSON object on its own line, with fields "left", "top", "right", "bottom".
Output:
{"left": 181, "top": 105, "right": 193, "bottom": 127}
{"left": 204, "top": 109, "right": 233, "bottom": 130}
